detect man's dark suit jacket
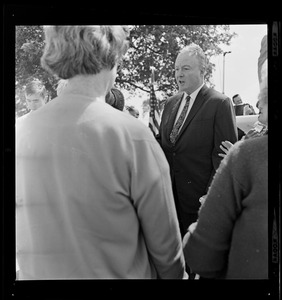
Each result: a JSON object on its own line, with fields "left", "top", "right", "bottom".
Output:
{"left": 157, "top": 85, "right": 238, "bottom": 230}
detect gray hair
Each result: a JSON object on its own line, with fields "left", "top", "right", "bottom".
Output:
{"left": 41, "top": 26, "right": 129, "bottom": 79}
{"left": 179, "top": 43, "right": 207, "bottom": 75}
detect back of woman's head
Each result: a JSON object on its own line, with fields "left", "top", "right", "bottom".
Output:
{"left": 41, "top": 26, "right": 130, "bottom": 79}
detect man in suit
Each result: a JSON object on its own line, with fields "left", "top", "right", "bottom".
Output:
{"left": 157, "top": 43, "right": 238, "bottom": 237}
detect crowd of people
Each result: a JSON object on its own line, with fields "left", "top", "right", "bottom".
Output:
{"left": 16, "top": 26, "right": 268, "bottom": 280}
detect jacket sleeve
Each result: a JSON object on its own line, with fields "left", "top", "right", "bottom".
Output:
{"left": 183, "top": 144, "right": 243, "bottom": 278}
{"left": 206, "top": 97, "right": 238, "bottom": 191}
{"left": 131, "top": 137, "right": 186, "bottom": 279}
{"left": 155, "top": 98, "right": 171, "bottom": 145}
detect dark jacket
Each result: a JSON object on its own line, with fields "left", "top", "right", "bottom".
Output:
{"left": 183, "top": 136, "right": 268, "bottom": 279}
{"left": 157, "top": 85, "right": 238, "bottom": 229}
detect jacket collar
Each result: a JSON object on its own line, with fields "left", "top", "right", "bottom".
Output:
{"left": 172, "top": 84, "right": 208, "bottom": 144}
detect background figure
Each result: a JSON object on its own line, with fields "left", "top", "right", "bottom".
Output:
{"left": 219, "top": 109, "right": 268, "bottom": 158}
{"left": 243, "top": 103, "right": 256, "bottom": 115}
{"left": 16, "top": 79, "right": 47, "bottom": 122}
{"left": 125, "top": 105, "right": 139, "bottom": 118}
{"left": 105, "top": 87, "right": 125, "bottom": 111}
{"left": 232, "top": 94, "right": 245, "bottom": 115}
{"left": 157, "top": 43, "right": 238, "bottom": 237}
{"left": 219, "top": 35, "right": 268, "bottom": 158}
{"left": 232, "top": 93, "right": 255, "bottom": 140}
{"left": 232, "top": 94, "right": 255, "bottom": 116}
{"left": 16, "top": 25, "right": 186, "bottom": 279}
{"left": 183, "top": 34, "right": 268, "bottom": 279}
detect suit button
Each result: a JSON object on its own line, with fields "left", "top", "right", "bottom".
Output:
{"left": 173, "top": 152, "right": 176, "bottom": 156}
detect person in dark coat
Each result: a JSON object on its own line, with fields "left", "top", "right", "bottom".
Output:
{"left": 157, "top": 43, "right": 238, "bottom": 236}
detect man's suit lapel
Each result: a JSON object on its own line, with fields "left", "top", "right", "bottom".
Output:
{"left": 175, "top": 85, "right": 208, "bottom": 143}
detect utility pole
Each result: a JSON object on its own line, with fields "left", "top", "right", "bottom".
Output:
{"left": 222, "top": 51, "right": 231, "bottom": 94}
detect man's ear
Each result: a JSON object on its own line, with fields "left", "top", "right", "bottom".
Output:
{"left": 200, "top": 67, "right": 206, "bottom": 77}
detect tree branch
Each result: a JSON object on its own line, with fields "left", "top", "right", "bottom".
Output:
{"left": 145, "top": 45, "right": 162, "bottom": 56}
{"left": 117, "top": 79, "right": 150, "bottom": 93}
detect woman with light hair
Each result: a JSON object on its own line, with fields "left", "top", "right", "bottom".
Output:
{"left": 16, "top": 26, "right": 186, "bottom": 279}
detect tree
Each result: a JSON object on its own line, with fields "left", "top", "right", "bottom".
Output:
{"left": 15, "top": 25, "right": 236, "bottom": 117}
{"left": 118, "top": 25, "right": 236, "bottom": 95}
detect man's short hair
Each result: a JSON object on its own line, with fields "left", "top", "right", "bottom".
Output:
{"left": 179, "top": 43, "right": 207, "bottom": 75}
{"left": 24, "top": 79, "right": 47, "bottom": 98}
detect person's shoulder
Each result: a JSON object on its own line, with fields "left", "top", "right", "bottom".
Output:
{"left": 16, "top": 112, "right": 31, "bottom": 126}
{"left": 105, "top": 106, "right": 154, "bottom": 139}
{"left": 241, "top": 135, "right": 268, "bottom": 152}
{"left": 16, "top": 112, "right": 30, "bottom": 121}
{"left": 164, "top": 92, "right": 183, "bottom": 106}
{"left": 229, "top": 135, "right": 268, "bottom": 162}
{"left": 200, "top": 85, "right": 228, "bottom": 101}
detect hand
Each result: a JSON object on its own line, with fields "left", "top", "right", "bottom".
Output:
{"left": 218, "top": 140, "right": 233, "bottom": 158}
{"left": 243, "top": 105, "right": 252, "bottom": 115}
{"left": 243, "top": 128, "right": 262, "bottom": 140}
{"left": 199, "top": 194, "right": 207, "bottom": 206}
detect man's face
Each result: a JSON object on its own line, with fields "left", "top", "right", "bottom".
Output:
{"left": 233, "top": 95, "right": 242, "bottom": 105}
{"left": 175, "top": 52, "right": 203, "bottom": 94}
{"left": 26, "top": 93, "right": 45, "bottom": 111}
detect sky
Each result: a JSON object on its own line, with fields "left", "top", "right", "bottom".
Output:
{"left": 123, "top": 24, "right": 268, "bottom": 125}
{"left": 210, "top": 24, "right": 267, "bottom": 113}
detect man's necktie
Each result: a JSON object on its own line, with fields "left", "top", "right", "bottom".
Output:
{"left": 169, "top": 95, "right": 191, "bottom": 144}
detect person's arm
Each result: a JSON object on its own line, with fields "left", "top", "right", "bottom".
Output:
{"left": 131, "top": 138, "right": 186, "bottom": 279}
{"left": 183, "top": 142, "right": 243, "bottom": 278}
